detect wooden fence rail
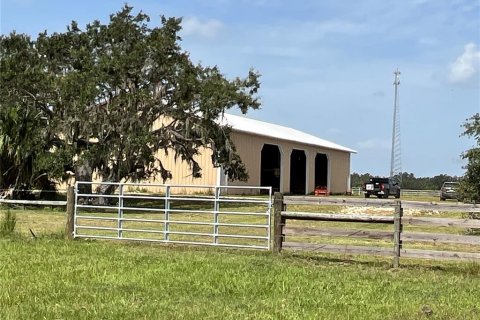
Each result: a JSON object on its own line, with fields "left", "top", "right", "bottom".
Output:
{"left": 273, "top": 193, "right": 480, "bottom": 267}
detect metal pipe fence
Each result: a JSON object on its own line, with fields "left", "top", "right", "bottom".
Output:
{"left": 73, "top": 182, "right": 273, "bottom": 250}
{"left": 401, "top": 189, "right": 441, "bottom": 197}
{"left": 351, "top": 187, "right": 441, "bottom": 197}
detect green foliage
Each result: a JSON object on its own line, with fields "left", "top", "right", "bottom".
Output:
{"left": 400, "top": 172, "right": 461, "bottom": 190}
{"left": 0, "top": 5, "right": 260, "bottom": 190}
{"left": 0, "top": 32, "right": 52, "bottom": 190}
{"left": 459, "top": 113, "right": 480, "bottom": 203}
{"left": 0, "top": 209, "right": 16, "bottom": 235}
{"left": 350, "top": 172, "right": 373, "bottom": 188}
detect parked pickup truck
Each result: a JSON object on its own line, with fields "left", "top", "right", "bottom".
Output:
{"left": 363, "top": 177, "right": 401, "bottom": 199}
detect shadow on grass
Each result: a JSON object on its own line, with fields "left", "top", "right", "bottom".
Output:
{"left": 3, "top": 231, "right": 478, "bottom": 276}
{"left": 280, "top": 250, "right": 480, "bottom": 274}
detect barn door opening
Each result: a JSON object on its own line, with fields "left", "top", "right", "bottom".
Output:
{"left": 315, "top": 153, "right": 328, "bottom": 189}
{"left": 290, "top": 149, "right": 306, "bottom": 194}
{"left": 260, "top": 144, "right": 281, "bottom": 192}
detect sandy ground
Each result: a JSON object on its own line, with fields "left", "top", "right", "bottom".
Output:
{"left": 340, "top": 206, "right": 437, "bottom": 216}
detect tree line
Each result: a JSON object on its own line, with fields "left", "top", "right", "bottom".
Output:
{"left": 351, "top": 172, "right": 461, "bottom": 190}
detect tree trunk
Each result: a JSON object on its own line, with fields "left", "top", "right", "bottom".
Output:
{"left": 75, "top": 162, "right": 92, "bottom": 195}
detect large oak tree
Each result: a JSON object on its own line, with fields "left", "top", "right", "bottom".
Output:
{"left": 0, "top": 5, "right": 260, "bottom": 192}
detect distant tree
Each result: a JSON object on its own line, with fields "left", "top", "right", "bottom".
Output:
{"left": 399, "top": 172, "right": 460, "bottom": 190}
{"left": 351, "top": 171, "right": 460, "bottom": 190}
{"left": 459, "top": 113, "right": 480, "bottom": 202}
{"left": 0, "top": 5, "right": 260, "bottom": 192}
{"left": 350, "top": 172, "right": 374, "bottom": 187}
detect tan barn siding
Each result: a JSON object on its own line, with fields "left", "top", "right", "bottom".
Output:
{"left": 57, "top": 149, "right": 218, "bottom": 194}
{"left": 326, "top": 150, "right": 351, "bottom": 194}
{"left": 144, "top": 117, "right": 218, "bottom": 193}
{"left": 149, "top": 147, "right": 218, "bottom": 193}
{"left": 230, "top": 131, "right": 352, "bottom": 194}
{"left": 131, "top": 115, "right": 351, "bottom": 194}
{"left": 229, "top": 131, "right": 263, "bottom": 187}
{"left": 61, "top": 116, "right": 351, "bottom": 195}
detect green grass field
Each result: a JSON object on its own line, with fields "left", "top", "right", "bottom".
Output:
{"left": 1, "top": 236, "right": 479, "bottom": 320}
{"left": 1, "top": 201, "right": 479, "bottom": 319}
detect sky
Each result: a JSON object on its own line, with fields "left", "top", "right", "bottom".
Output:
{"left": 1, "top": 0, "right": 479, "bottom": 178}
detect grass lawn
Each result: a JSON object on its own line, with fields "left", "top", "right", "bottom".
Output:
{"left": 1, "top": 236, "right": 479, "bottom": 320}
{"left": 1, "top": 199, "right": 479, "bottom": 319}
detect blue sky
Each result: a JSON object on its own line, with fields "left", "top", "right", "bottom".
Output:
{"left": 2, "top": 0, "right": 479, "bottom": 177}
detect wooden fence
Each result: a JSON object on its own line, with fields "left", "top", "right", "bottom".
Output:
{"left": 272, "top": 193, "right": 480, "bottom": 267}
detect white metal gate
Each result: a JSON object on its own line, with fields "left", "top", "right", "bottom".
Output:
{"left": 74, "top": 182, "right": 272, "bottom": 250}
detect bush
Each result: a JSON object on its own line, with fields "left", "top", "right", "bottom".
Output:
{"left": 0, "top": 208, "right": 17, "bottom": 235}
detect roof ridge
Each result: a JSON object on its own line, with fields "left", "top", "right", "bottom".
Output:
{"left": 220, "top": 113, "right": 356, "bottom": 153}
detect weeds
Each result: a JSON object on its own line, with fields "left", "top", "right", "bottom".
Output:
{"left": 0, "top": 208, "right": 16, "bottom": 236}
{"left": 464, "top": 212, "right": 480, "bottom": 235}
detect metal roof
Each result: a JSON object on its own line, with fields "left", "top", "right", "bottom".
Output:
{"left": 220, "top": 113, "right": 357, "bottom": 153}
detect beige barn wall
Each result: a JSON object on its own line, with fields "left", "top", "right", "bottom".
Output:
{"left": 59, "top": 153, "right": 218, "bottom": 195}
{"left": 230, "top": 131, "right": 352, "bottom": 194}
{"left": 58, "top": 117, "right": 218, "bottom": 194}
{"left": 147, "top": 147, "right": 218, "bottom": 194}
{"left": 61, "top": 116, "right": 351, "bottom": 195}
{"left": 133, "top": 117, "right": 219, "bottom": 194}
{"left": 323, "top": 150, "right": 351, "bottom": 194}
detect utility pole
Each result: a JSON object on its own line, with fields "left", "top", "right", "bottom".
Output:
{"left": 390, "top": 69, "right": 402, "bottom": 185}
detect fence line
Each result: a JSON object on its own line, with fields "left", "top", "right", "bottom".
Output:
{"left": 0, "top": 199, "right": 67, "bottom": 206}
{"left": 273, "top": 193, "right": 480, "bottom": 267}
{"left": 5, "top": 188, "right": 479, "bottom": 267}
{"left": 401, "top": 189, "right": 441, "bottom": 197}
{"left": 351, "top": 187, "right": 441, "bottom": 197}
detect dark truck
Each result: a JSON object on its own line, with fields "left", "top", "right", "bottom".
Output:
{"left": 363, "top": 177, "right": 400, "bottom": 199}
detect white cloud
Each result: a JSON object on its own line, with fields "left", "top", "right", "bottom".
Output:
{"left": 448, "top": 42, "right": 480, "bottom": 85}
{"left": 181, "top": 17, "right": 223, "bottom": 39}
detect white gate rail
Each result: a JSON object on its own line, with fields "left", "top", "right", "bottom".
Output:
{"left": 74, "top": 182, "right": 272, "bottom": 250}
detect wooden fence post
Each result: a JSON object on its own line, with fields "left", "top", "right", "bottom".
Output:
{"left": 65, "top": 186, "right": 75, "bottom": 240}
{"left": 272, "top": 192, "right": 284, "bottom": 253}
{"left": 393, "top": 200, "right": 403, "bottom": 268}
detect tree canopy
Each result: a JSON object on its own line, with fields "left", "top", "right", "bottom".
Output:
{"left": 459, "top": 113, "right": 480, "bottom": 202}
{"left": 0, "top": 5, "right": 261, "bottom": 192}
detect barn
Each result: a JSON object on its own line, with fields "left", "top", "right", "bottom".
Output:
{"left": 155, "top": 113, "right": 356, "bottom": 195}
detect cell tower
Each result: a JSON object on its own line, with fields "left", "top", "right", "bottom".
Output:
{"left": 390, "top": 69, "right": 402, "bottom": 184}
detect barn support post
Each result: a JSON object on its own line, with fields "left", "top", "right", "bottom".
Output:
{"left": 393, "top": 200, "right": 403, "bottom": 268}
{"left": 273, "top": 192, "right": 285, "bottom": 253}
{"left": 65, "top": 186, "right": 75, "bottom": 240}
